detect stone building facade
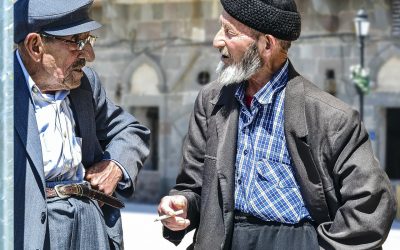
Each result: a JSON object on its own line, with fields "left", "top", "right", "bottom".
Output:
{"left": 88, "top": 0, "right": 400, "bottom": 207}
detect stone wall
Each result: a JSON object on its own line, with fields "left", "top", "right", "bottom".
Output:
{"left": 89, "top": 0, "right": 400, "bottom": 204}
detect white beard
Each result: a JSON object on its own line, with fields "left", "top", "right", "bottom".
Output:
{"left": 216, "top": 43, "right": 262, "bottom": 85}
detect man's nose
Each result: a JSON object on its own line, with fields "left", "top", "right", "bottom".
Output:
{"left": 80, "top": 43, "right": 95, "bottom": 62}
{"left": 213, "top": 28, "right": 225, "bottom": 49}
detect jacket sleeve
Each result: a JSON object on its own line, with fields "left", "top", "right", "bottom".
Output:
{"left": 163, "top": 87, "right": 209, "bottom": 245}
{"left": 317, "top": 110, "right": 397, "bottom": 250}
{"left": 84, "top": 67, "right": 151, "bottom": 198}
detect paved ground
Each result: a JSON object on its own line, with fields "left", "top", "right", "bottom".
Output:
{"left": 121, "top": 202, "right": 400, "bottom": 250}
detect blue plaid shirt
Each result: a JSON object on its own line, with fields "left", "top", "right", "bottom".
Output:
{"left": 234, "top": 60, "right": 312, "bottom": 224}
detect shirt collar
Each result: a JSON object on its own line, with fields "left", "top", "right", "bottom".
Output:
{"left": 16, "top": 50, "right": 69, "bottom": 108}
{"left": 235, "top": 59, "right": 289, "bottom": 106}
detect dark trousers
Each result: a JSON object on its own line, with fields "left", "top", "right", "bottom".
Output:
{"left": 231, "top": 213, "right": 319, "bottom": 250}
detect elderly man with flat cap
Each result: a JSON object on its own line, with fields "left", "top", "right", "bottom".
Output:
{"left": 158, "top": 0, "right": 396, "bottom": 249}
{"left": 14, "top": 0, "right": 150, "bottom": 249}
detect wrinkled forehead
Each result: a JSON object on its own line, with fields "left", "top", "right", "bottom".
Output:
{"left": 220, "top": 10, "right": 260, "bottom": 37}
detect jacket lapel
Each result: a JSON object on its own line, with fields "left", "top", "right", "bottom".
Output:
{"left": 212, "top": 84, "right": 240, "bottom": 211}
{"left": 284, "top": 62, "right": 331, "bottom": 223}
{"left": 210, "top": 84, "right": 240, "bottom": 248}
{"left": 14, "top": 53, "right": 45, "bottom": 187}
{"left": 69, "top": 88, "right": 95, "bottom": 167}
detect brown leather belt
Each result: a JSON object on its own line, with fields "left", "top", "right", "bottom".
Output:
{"left": 46, "top": 183, "right": 125, "bottom": 209}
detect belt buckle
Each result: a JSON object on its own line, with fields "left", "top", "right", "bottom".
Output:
{"left": 54, "top": 184, "right": 71, "bottom": 199}
{"left": 82, "top": 181, "right": 91, "bottom": 189}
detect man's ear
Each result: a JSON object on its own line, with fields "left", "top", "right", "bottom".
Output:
{"left": 264, "top": 34, "right": 278, "bottom": 50}
{"left": 257, "top": 34, "right": 274, "bottom": 57}
{"left": 23, "top": 33, "right": 44, "bottom": 62}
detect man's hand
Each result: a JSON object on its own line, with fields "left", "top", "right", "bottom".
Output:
{"left": 85, "top": 160, "right": 123, "bottom": 206}
{"left": 158, "top": 195, "right": 190, "bottom": 231}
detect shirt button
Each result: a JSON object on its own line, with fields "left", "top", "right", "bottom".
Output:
{"left": 238, "top": 179, "right": 242, "bottom": 185}
{"left": 244, "top": 149, "right": 248, "bottom": 155}
{"left": 41, "top": 212, "right": 46, "bottom": 224}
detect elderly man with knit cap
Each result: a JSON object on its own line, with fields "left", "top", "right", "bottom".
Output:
{"left": 14, "top": 0, "right": 150, "bottom": 249}
{"left": 158, "top": 0, "right": 396, "bottom": 249}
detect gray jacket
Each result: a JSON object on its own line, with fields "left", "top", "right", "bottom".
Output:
{"left": 14, "top": 53, "right": 150, "bottom": 250}
{"left": 164, "top": 62, "right": 396, "bottom": 250}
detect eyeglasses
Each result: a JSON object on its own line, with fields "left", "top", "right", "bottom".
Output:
{"left": 40, "top": 33, "right": 98, "bottom": 51}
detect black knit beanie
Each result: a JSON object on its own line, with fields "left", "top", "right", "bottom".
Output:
{"left": 220, "top": 0, "right": 301, "bottom": 41}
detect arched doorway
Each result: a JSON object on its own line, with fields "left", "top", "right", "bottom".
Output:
{"left": 121, "top": 53, "right": 166, "bottom": 202}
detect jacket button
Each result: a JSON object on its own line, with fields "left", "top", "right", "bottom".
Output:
{"left": 41, "top": 212, "right": 46, "bottom": 224}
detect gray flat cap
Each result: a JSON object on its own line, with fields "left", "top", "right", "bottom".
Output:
{"left": 14, "top": 0, "right": 102, "bottom": 44}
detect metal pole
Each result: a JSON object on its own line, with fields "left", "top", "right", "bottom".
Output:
{"left": 360, "top": 36, "right": 365, "bottom": 68}
{"left": 0, "top": 0, "right": 14, "bottom": 249}
{"left": 358, "top": 35, "right": 365, "bottom": 121}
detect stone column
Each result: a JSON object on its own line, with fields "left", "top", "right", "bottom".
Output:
{"left": 0, "top": 0, "right": 14, "bottom": 248}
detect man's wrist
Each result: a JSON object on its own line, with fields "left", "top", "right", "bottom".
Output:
{"left": 102, "top": 159, "right": 132, "bottom": 189}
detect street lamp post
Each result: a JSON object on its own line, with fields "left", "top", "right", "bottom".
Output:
{"left": 353, "top": 9, "right": 370, "bottom": 121}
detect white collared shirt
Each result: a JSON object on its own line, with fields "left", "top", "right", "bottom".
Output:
{"left": 16, "top": 50, "right": 85, "bottom": 182}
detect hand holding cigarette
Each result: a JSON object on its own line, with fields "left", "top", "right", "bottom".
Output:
{"left": 154, "top": 209, "right": 184, "bottom": 222}
{"left": 157, "top": 195, "right": 190, "bottom": 231}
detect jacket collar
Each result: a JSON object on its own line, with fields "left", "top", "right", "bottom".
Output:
{"left": 14, "top": 51, "right": 46, "bottom": 187}
{"left": 68, "top": 85, "right": 95, "bottom": 167}
{"left": 284, "top": 61, "right": 308, "bottom": 139}
{"left": 211, "top": 82, "right": 240, "bottom": 107}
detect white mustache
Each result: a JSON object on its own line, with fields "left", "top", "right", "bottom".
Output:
{"left": 216, "top": 42, "right": 262, "bottom": 86}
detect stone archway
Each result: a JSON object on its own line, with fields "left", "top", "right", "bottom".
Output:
{"left": 121, "top": 52, "right": 166, "bottom": 95}
{"left": 130, "top": 63, "right": 161, "bottom": 95}
{"left": 120, "top": 53, "right": 166, "bottom": 202}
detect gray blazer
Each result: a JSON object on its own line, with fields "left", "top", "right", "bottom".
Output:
{"left": 14, "top": 53, "right": 150, "bottom": 250}
{"left": 164, "top": 62, "right": 396, "bottom": 250}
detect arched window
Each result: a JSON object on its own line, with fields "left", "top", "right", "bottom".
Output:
{"left": 130, "top": 63, "right": 161, "bottom": 95}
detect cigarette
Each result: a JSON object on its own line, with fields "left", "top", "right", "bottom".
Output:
{"left": 154, "top": 209, "right": 184, "bottom": 222}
